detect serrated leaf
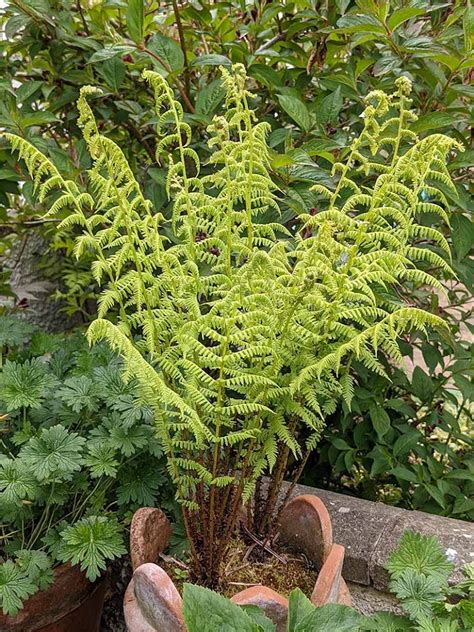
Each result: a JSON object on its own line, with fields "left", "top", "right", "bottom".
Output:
{"left": 317, "top": 87, "right": 343, "bottom": 126}
{"left": 386, "top": 532, "right": 453, "bottom": 585}
{"left": 0, "top": 358, "right": 59, "bottom": 410}
{"left": 0, "top": 561, "right": 37, "bottom": 616}
{"left": 57, "top": 516, "right": 126, "bottom": 581}
{"left": 20, "top": 425, "right": 86, "bottom": 481}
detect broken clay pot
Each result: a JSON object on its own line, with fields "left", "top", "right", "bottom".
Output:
{"left": 124, "top": 495, "right": 350, "bottom": 631}
{"left": 0, "top": 563, "right": 106, "bottom": 632}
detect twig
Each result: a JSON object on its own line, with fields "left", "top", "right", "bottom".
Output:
{"left": 241, "top": 525, "right": 287, "bottom": 564}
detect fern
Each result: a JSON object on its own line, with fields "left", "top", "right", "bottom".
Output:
{"left": 4, "top": 67, "right": 461, "bottom": 587}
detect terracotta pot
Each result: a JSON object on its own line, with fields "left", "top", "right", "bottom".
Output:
{"left": 0, "top": 563, "right": 106, "bottom": 632}
{"left": 124, "top": 494, "right": 351, "bottom": 631}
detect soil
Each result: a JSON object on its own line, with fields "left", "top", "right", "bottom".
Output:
{"left": 100, "top": 555, "right": 131, "bottom": 631}
{"left": 160, "top": 536, "right": 317, "bottom": 599}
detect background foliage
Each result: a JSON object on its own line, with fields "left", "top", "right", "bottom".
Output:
{"left": 0, "top": 0, "right": 472, "bottom": 521}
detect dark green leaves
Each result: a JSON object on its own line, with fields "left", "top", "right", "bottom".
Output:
{"left": 317, "top": 88, "right": 343, "bottom": 126}
{"left": 126, "top": 0, "right": 144, "bottom": 44}
{"left": 369, "top": 404, "right": 391, "bottom": 438}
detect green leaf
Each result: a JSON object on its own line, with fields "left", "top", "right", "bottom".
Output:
{"left": 196, "top": 80, "right": 225, "bottom": 118}
{"left": 390, "top": 466, "right": 418, "bottom": 483}
{"left": 451, "top": 214, "right": 474, "bottom": 260}
{"left": 57, "top": 516, "right": 126, "bottom": 581}
{"left": 89, "top": 46, "right": 135, "bottom": 64}
{"left": 411, "top": 113, "right": 454, "bottom": 133}
{"left": 57, "top": 376, "right": 99, "bottom": 413}
{"left": 278, "top": 95, "right": 312, "bottom": 132}
{"left": 295, "top": 603, "right": 362, "bottom": 631}
{"left": 411, "top": 367, "right": 435, "bottom": 402}
{"left": 464, "top": 1, "right": 474, "bottom": 53}
{"left": 0, "top": 358, "right": 59, "bottom": 410}
{"left": 0, "top": 315, "right": 35, "bottom": 348}
{"left": 359, "top": 610, "right": 412, "bottom": 630}
{"left": 0, "top": 561, "right": 37, "bottom": 616}
{"left": 389, "top": 570, "right": 442, "bottom": 623}
{"left": 288, "top": 588, "right": 315, "bottom": 632}
{"left": 16, "top": 81, "right": 44, "bottom": 104}
{"left": 101, "top": 57, "right": 126, "bottom": 92}
{"left": 126, "top": 0, "right": 144, "bottom": 44}
{"left": 369, "top": 404, "right": 391, "bottom": 438}
{"left": 240, "top": 604, "right": 276, "bottom": 632}
{"left": 393, "top": 431, "right": 420, "bottom": 458}
{"left": 191, "top": 54, "right": 231, "bottom": 67}
{"left": 388, "top": 9, "right": 425, "bottom": 32}
{"left": 148, "top": 33, "right": 184, "bottom": 71}
{"left": 21, "top": 112, "right": 59, "bottom": 127}
{"left": 183, "top": 583, "right": 260, "bottom": 632}
{"left": 317, "top": 87, "right": 343, "bottom": 126}
{"left": 20, "top": 425, "right": 86, "bottom": 481}
{"left": 0, "top": 460, "right": 38, "bottom": 503}
{"left": 386, "top": 532, "right": 453, "bottom": 585}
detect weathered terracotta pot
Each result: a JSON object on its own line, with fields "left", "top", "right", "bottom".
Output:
{"left": 0, "top": 563, "right": 106, "bottom": 632}
{"left": 124, "top": 494, "right": 351, "bottom": 631}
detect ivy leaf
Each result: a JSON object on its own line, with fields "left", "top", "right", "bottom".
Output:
{"left": 0, "top": 560, "right": 37, "bottom": 616}
{"left": 56, "top": 516, "right": 126, "bottom": 581}
{"left": 0, "top": 359, "right": 59, "bottom": 410}
{"left": 183, "top": 583, "right": 260, "bottom": 632}
{"left": 20, "top": 425, "right": 86, "bottom": 481}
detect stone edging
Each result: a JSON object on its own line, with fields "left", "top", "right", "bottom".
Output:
{"left": 286, "top": 483, "right": 474, "bottom": 590}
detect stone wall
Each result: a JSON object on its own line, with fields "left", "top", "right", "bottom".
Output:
{"left": 287, "top": 483, "right": 474, "bottom": 614}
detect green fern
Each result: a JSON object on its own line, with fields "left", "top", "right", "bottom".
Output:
{"left": 4, "top": 66, "right": 461, "bottom": 587}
